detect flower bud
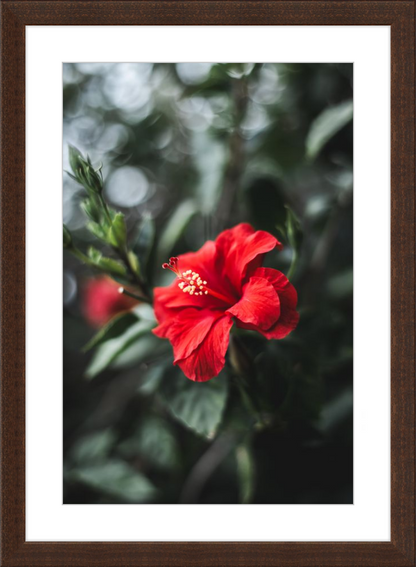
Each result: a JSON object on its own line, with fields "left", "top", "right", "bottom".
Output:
{"left": 68, "top": 145, "right": 103, "bottom": 194}
{"left": 68, "top": 145, "right": 84, "bottom": 176}
{"left": 82, "top": 276, "right": 138, "bottom": 327}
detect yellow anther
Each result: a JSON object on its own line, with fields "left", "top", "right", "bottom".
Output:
{"left": 163, "top": 256, "right": 236, "bottom": 304}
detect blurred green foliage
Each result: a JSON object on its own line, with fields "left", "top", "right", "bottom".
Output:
{"left": 63, "top": 63, "right": 353, "bottom": 504}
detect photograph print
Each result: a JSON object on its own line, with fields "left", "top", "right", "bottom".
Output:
{"left": 63, "top": 62, "right": 353, "bottom": 505}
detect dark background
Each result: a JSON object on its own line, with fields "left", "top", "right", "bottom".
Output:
{"left": 63, "top": 63, "right": 353, "bottom": 504}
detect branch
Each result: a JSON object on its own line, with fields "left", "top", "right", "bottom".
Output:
{"left": 179, "top": 433, "right": 237, "bottom": 503}
{"left": 214, "top": 77, "right": 248, "bottom": 232}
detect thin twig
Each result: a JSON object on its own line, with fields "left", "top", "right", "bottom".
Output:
{"left": 118, "top": 287, "right": 150, "bottom": 304}
{"left": 179, "top": 433, "right": 237, "bottom": 503}
{"left": 214, "top": 77, "right": 248, "bottom": 232}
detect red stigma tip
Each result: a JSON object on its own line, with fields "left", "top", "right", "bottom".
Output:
{"left": 169, "top": 257, "right": 178, "bottom": 266}
{"left": 162, "top": 263, "right": 169, "bottom": 269}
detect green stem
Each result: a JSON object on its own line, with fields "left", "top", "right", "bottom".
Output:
{"left": 66, "top": 246, "right": 148, "bottom": 300}
{"left": 98, "top": 193, "right": 149, "bottom": 296}
{"left": 118, "top": 287, "right": 150, "bottom": 304}
{"left": 118, "top": 246, "right": 149, "bottom": 296}
{"left": 69, "top": 247, "right": 99, "bottom": 270}
{"left": 229, "top": 336, "right": 265, "bottom": 425}
{"left": 77, "top": 168, "right": 152, "bottom": 301}
{"left": 235, "top": 377, "right": 262, "bottom": 420}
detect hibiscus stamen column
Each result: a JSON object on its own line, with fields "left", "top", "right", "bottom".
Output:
{"left": 162, "top": 257, "right": 234, "bottom": 305}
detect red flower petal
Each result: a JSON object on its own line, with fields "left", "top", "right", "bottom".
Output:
{"left": 252, "top": 267, "right": 299, "bottom": 339}
{"left": 153, "top": 281, "right": 202, "bottom": 321}
{"left": 153, "top": 241, "right": 225, "bottom": 323}
{"left": 227, "top": 276, "right": 280, "bottom": 330}
{"left": 175, "top": 315, "right": 233, "bottom": 382}
{"left": 215, "top": 223, "right": 282, "bottom": 292}
{"left": 153, "top": 308, "right": 224, "bottom": 362}
{"left": 175, "top": 240, "right": 217, "bottom": 278}
{"left": 153, "top": 281, "right": 225, "bottom": 324}
{"left": 262, "top": 310, "right": 299, "bottom": 340}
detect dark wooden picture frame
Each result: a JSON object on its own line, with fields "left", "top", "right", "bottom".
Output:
{"left": 1, "top": 1, "right": 414, "bottom": 566}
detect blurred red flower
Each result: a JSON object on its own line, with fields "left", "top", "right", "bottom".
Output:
{"left": 82, "top": 276, "right": 137, "bottom": 328}
{"left": 153, "top": 223, "right": 299, "bottom": 382}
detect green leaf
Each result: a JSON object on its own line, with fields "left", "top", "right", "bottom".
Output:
{"left": 108, "top": 212, "right": 127, "bottom": 248}
{"left": 83, "top": 311, "right": 139, "bottom": 352}
{"left": 85, "top": 164, "right": 103, "bottom": 194}
{"left": 85, "top": 320, "right": 154, "bottom": 379}
{"left": 160, "top": 369, "right": 228, "bottom": 438}
{"left": 156, "top": 200, "right": 197, "bottom": 264}
{"left": 69, "top": 459, "right": 157, "bottom": 503}
{"left": 318, "top": 388, "right": 353, "bottom": 434}
{"left": 87, "top": 246, "right": 127, "bottom": 277}
{"left": 86, "top": 221, "right": 107, "bottom": 241}
{"left": 69, "top": 429, "right": 116, "bottom": 465}
{"left": 118, "top": 417, "right": 179, "bottom": 470}
{"left": 98, "top": 257, "right": 127, "bottom": 277}
{"left": 110, "top": 334, "right": 169, "bottom": 371}
{"left": 137, "top": 363, "right": 167, "bottom": 396}
{"left": 81, "top": 198, "right": 101, "bottom": 224}
{"left": 65, "top": 170, "right": 78, "bottom": 182}
{"left": 68, "top": 145, "right": 103, "bottom": 193}
{"left": 285, "top": 206, "right": 301, "bottom": 250}
{"left": 68, "top": 145, "right": 84, "bottom": 175}
{"left": 306, "top": 100, "right": 353, "bottom": 160}
{"left": 127, "top": 250, "right": 140, "bottom": 276}
{"left": 63, "top": 224, "right": 72, "bottom": 248}
{"left": 87, "top": 246, "right": 103, "bottom": 264}
{"left": 276, "top": 206, "right": 302, "bottom": 280}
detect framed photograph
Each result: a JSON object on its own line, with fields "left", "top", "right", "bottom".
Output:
{"left": 1, "top": 1, "right": 414, "bottom": 566}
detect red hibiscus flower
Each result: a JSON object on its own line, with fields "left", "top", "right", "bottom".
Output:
{"left": 83, "top": 276, "right": 138, "bottom": 328}
{"left": 152, "top": 223, "right": 299, "bottom": 382}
